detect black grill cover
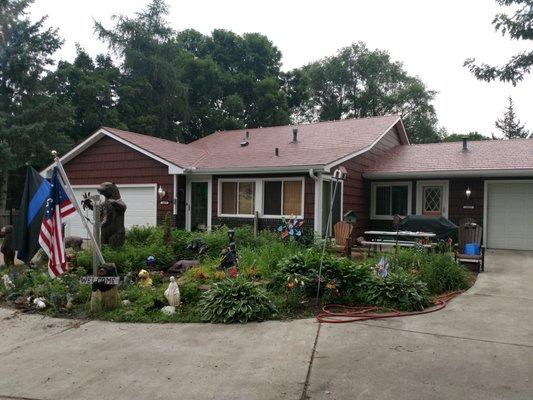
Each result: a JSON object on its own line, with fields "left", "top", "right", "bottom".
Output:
{"left": 399, "top": 215, "right": 458, "bottom": 241}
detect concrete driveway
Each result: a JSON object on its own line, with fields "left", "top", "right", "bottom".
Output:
{"left": 0, "top": 250, "right": 532, "bottom": 400}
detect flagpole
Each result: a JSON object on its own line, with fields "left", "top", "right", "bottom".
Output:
{"left": 51, "top": 151, "right": 105, "bottom": 266}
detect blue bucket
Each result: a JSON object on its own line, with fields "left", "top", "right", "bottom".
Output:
{"left": 464, "top": 243, "right": 480, "bottom": 255}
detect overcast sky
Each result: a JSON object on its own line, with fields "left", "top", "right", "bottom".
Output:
{"left": 30, "top": 0, "right": 532, "bottom": 137}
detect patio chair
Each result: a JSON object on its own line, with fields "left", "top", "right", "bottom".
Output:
{"left": 333, "top": 221, "right": 354, "bottom": 258}
{"left": 455, "top": 223, "right": 485, "bottom": 272}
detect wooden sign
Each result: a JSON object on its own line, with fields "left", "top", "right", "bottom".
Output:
{"left": 80, "top": 276, "right": 120, "bottom": 285}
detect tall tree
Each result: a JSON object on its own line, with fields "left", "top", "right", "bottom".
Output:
{"left": 0, "top": 0, "right": 71, "bottom": 210}
{"left": 292, "top": 42, "right": 441, "bottom": 143}
{"left": 94, "top": 1, "right": 291, "bottom": 142}
{"left": 48, "top": 47, "right": 123, "bottom": 143}
{"left": 464, "top": 0, "right": 533, "bottom": 85}
{"left": 441, "top": 131, "right": 491, "bottom": 142}
{"left": 494, "top": 96, "right": 530, "bottom": 138}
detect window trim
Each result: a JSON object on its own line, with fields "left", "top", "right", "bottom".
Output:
{"left": 370, "top": 181, "right": 412, "bottom": 220}
{"left": 261, "top": 177, "right": 305, "bottom": 219}
{"left": 217, "top": 177, "right": 305, "bottom": 219}
{"left": 218, "top": 178, "right": 257, "bottom": 218}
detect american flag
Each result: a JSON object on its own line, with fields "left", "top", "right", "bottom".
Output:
{"left": 39, "top": 167, "right": 76, "bottom": 277}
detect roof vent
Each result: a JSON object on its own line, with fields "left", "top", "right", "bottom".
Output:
{"left": 462, "top": 137, "right": 468, "bottom": 152}
{"left": 292, "top": 128, "right": 298, "bottom": 143}
{"left": 240, "top": 140, "right": 249, "bottom": 147}
{"left": 275, "top": 147, "right": 279, "bottom": 157}
{"left": 245, "top": 131, "right": 250, "bottom": 140}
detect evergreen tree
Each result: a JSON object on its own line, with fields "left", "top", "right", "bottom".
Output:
{"left": 0, "top": 0, "right": 71, "bottom": 210}
{"left": 495, "top": 97, "right": 530, "bottom": 139}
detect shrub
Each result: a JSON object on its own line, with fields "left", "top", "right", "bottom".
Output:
{"left": 199, "top": 278, "right": 276, "bottom": 323}
{"left": 417, "top": 253, "right": 470, "bottom": 294}
{"left": 275, "top": 249, "right": 374, "bottom": 302}
{"left": 368, "top": 271, "right": 430, "bottom": 311}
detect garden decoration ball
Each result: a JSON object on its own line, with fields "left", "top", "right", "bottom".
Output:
{"left": 146, "top": 256, "right": 156, "bottom": 269}
{"left": 82, "top": 182, "right": 127, "bottom": 247}
{"left": 2, "top": 274, "right": 15, "bottom": 290}
{"left": 138, "top": 269, "right": 153, "bottom": 288}
{"left": 164, "top": 276, "right": 181, "bottom": 307}
{"left": 90, "top": 263, "right": 119, "bottom": 312}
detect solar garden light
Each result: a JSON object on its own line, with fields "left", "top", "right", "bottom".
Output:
{"left": 316, "top": 167, "right": 348, "bottom": 303}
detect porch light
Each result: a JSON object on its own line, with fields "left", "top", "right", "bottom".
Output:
{"left": 465, "top": 187, "right": 471, "bottom": 199}
{"left": 158, "top": 185, "right": 166, "bottom": 200}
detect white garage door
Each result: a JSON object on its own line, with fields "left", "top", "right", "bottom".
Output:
{"left": 486, "top": 182, "right": 533, "bottom": 250}
{"left": 65, "top": 184, "right": 157, "bottom": 238}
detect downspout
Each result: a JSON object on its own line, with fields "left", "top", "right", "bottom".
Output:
{"left": 309, "top": 168, "right": 321, "bottom": 236}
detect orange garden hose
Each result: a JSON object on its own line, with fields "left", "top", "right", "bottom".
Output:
{"left": 316, "top": 291, "right": 463, "bottom": 323}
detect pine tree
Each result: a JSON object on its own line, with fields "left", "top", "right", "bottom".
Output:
{"left": 494, "top": 97, "right": 530, "bottom": 139}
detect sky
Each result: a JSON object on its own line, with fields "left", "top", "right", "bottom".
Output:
{"left": 30, "top": 0, "right": 532, "bottom": 137}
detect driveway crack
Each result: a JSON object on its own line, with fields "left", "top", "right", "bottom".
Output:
{"left": 300, "top": 322, "right": 321, "bottom": 400}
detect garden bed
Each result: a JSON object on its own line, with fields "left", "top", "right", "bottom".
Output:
{"left": 0, "top": 225, "right": 475, "bottom": 324}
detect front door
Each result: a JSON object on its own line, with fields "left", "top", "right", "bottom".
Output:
{"left": 418, "top": 181, "right": 448, "bottom": 217}
{"left": 190, "top": 181, "right": 208, "bottom": 231}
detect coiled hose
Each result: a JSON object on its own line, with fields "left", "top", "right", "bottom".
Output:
{"left": 316, "top": 291, "right": 463, "bottom": 323}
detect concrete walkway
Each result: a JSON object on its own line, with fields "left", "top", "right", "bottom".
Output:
{"left": 0, "top": 250, "right": 532, "bottom": 400}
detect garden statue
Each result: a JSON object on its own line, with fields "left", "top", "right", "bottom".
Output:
{"left": 138, "top": 269, "right": 153, "bottom": 288}
{"left": 146, "top": 255, "right": 156, "bottom": 269}
{"left": 2, "top": 274, "right": 14, "bottom": 291}
{"left": 65, "top": 236, "right": 83, "bottom": 251}
{"left": 120, "top": 271, "right": 134, "bottom": 288}
{"left": 218, "top": 229, "right": 238, "bottom": 272}
{"left": 164, "top": 276, "right": 181, "bottom": 307}
{"left": 66, "top": 293, "right": 74, "bottom": 310}
{"left": 90, "top": 263, "right": 119, "bottom": 312}
{"left": 33, "top": 297, "right": 46, "bottom": 309}
{"left": 0, "top": 225, "right": 15, "bottom": 266}
{"left": 187, "top": 238, "right": 208, "bottom": 255}
{"left": 168, "top": 259, "right": 200, "bottom": 275}
{"left": 82, "top": 182, "right": 127, "bottom": 247}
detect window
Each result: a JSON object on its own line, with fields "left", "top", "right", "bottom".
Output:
{"left": 220, "top": 181, "right": 255, "bottom": 216}
{"left": 263, "top": 179, "right": 303, "bottom": 216}
{"left": 371, "top": 182, "right": 411, "bottom": 219}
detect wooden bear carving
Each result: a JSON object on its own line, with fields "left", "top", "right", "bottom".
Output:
{"left": 82, "top": 182, "right": 127, "bottom": 248}
{"left": 0, "top": 225, "right": 15, "bottom": 266}
{"left": 90, "top": 262, "right": 119, "bottom": 312}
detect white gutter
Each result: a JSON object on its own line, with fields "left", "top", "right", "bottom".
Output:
{"left": 363, "top": 169, "right": 533, "bottom": 179}
{"left": 188, "top": 165, "right": 327, "bottom": 175}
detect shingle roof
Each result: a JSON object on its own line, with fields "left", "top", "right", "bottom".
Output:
{"left": 103, "top": 115, "right": 404, "bottom": 171}
{"left": 102, "top": 127, "right": 206, "bottom": 169}
{"left": 187, "top": 115, "right": 402, "bottom": 170}
{"left": 364, "top": 138, "right": 533, "bottom": 177}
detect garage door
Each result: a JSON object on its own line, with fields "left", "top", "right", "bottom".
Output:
{"left": 65, "top": 185, "right": 157, "bottom": 238}
{"left": 486, "top": 182, "right": 533, "bottom": 250}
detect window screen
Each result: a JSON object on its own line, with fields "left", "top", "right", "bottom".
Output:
{"left": 263, "top": 181, "right": 282, "bottom": 215}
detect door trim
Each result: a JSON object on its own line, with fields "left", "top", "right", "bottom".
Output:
{"left": 416, "top": 180, "right": 449, "bottom": 218}
{"left": 483, "top": 179, "right": 533, "bottom": 248}
{"left": 185, "top": 176, "right": 212, "bottom": 232}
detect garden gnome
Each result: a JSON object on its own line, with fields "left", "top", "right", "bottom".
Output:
{"left": 2, "top": 274, "right": 14, "bottom": 290}
{"left": 164, "top": 276, "right": 181, "bottom": 307}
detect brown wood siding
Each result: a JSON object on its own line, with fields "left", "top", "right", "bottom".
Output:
{"left": 64, "top": 136, "right": 174, "bottom": 224}
{"left": 334, "top": 125, "right": 403, "bottom": 237}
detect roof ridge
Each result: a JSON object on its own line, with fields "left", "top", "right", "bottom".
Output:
{"left": 408, "top": 138, "right": 533, "bottom": 147}
{"left": 205, "top": 114, "right": 401, "bottom": 136}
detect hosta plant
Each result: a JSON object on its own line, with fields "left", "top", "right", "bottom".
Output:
{"left": 199, "top": 278, "right": 276, "bottom": 323}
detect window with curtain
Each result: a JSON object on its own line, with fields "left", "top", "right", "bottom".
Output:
{"left": 220, "top": 181, "right": 255, "bottom": 215}
{"left": 263, "top": 180, "right": 302, "bottom": 216}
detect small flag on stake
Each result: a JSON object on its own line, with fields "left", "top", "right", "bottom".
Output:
{"left": 38, "top": 167, "right": 76, "bottom": 277}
